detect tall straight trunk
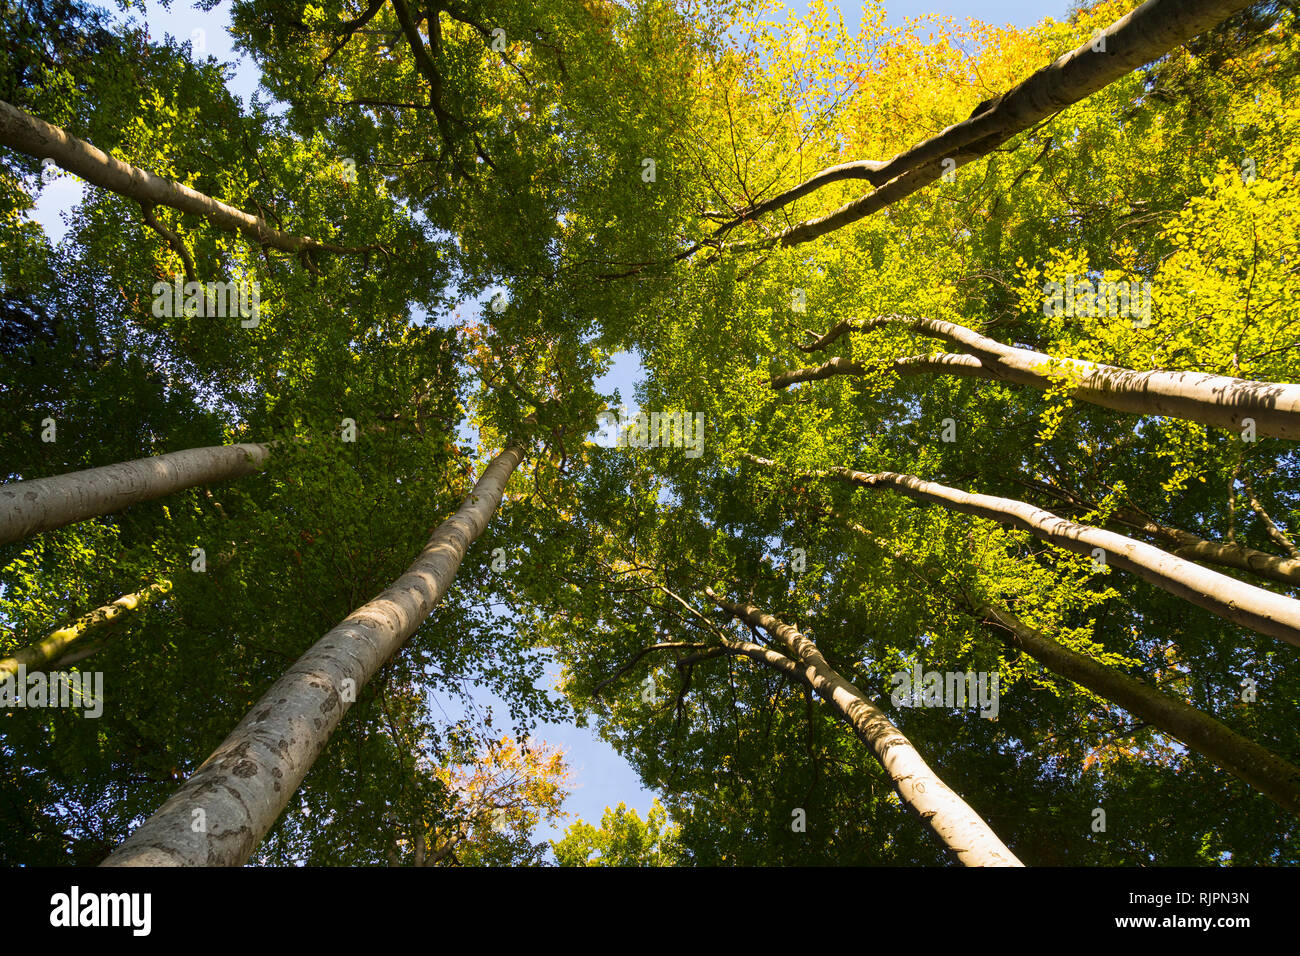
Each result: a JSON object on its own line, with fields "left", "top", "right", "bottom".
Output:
{"left": 832, "top": 512, "right": 1300, "bottom": 815}
{"left": 744, "top": 453, "right": 1300, "bottom": 647}
{"left": 412, "top": 822, "right": 427, "bottom": 866}
{"left": 0, "top": 580, "right": 172, "bottom": 678}
{"left": 0, "top": 100, "right": 374, "bottom": 255}
{"left": 706, "top": 588, "right": 1023, "bottom": 867}
{"left": 102, "top": 443, "right": 525, "bottom": 866}
{"left": 984, "top": 604, "right": 1300, "bottom": 815}
{"left": 721, "top": 0, "right": 1253, "bottom": 250}
{"left": 0, "top": 442, "right": 270, "bottom": 546}
{"left": 1110, "top": 507, "right": 1300, "bottom": 588}
{"left": 1008, "top": 473, "right": 1300, "bottom": 589}
{"left": 777, "top": 316, "right": 1300, "bottom": 439}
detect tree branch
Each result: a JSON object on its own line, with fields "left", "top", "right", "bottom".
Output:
{"left": 714, "top": 0, "right": 1254, "bottom": 251}
{"left": 1241, "top": 474, "right": 1300, "bottom": 558}
{"left": 0, "top": 100, "right": 383, "bottom": 257}
{"left": 140, "top": 203, "right": 198, "bottom": 285}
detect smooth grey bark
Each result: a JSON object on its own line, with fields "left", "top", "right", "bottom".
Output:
{"left": 0, "top": 580, "right": 172, "bottom": 678}
{"left": 723, "top": 0, "right": 1254, "bottom": 250}
{"left": 706, "top": 588, "right": 1023, "bottom": 867}
{"left": 1007, "top": 474, "right": 1300, "bottom": 589}
{"left": 778, "top": 315, "right": 1300, "bottom": 439}
{"left": 771, "top": 352, "right": 991, "bottom": 390}
{"left": 412, "top": 824, "right": 427, "bottom": 866}
{"left": 744, "top": 453, "right": 1300, "bottom": 648}
{"left": 0, "top": 443, "right": 271, "bottom": 546}
{"left": 1165, "top": 535, "right": 1300, "bottom": 587}
{"left": 982, "top": 604, "right": 1300, "bottom": 815}
{"left": 1112, "top": 508, "right": 1300, "bottom": 588}
{"left": 102, "top": 443, "right": 524, "bottom": 866}
{"left": 832, "top": 512, "right": 1300, "bottom": 815}
{"left": 0, "top": 99, "right": 374, "bottom": 255}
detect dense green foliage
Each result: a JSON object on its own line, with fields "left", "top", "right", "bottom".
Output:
{"left": 1, "top": 0, "right": 1297, "bottom": 865}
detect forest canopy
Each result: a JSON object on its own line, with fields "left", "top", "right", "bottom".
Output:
{"left": 1, "top": 0, "right": 1298, "bottom": 867}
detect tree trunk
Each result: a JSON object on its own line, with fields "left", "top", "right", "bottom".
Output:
{"left": 101, "top": 443, "right": 525, "bottom": 866}
{"left": 1116, "top": 509, "right": 1300, "bottom": 588}
{"left": 983, "top": 604, "right": 1300, "bottom": 815}
{"left": 413, "top": 822, "right": 427, "bottom": 866}
{"left": 723, "top": 0, "right": 1253, "bottom": 250}
{"left": 831, "top": 511, "right": 1300, "bottom": 815}
{"left": 0, "top": 99, "right": 373, "bottom": 255}
{"left": 1007, "top": 473, "right": 1300, "bottom": 589}
{"left": 706, "top": 588, "right": 1024, "bottom": 867}
{"left": 0, "top": 580, "right": 172, "bottom": 678}
{"left": 745, "top": 453, "right": 1300, "bottom": 647}
{"left": 0, "top": 442, "right": 271, "bottom": 546}
{"left": 778, "top": 315, "right": 1300, "bottom": 439}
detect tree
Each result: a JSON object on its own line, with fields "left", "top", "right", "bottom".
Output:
{"left": 0, "top": 580, "right": 171, "bottom": 675}
{"left": 419, "top": 734, "right": 570, "bottom": 866}
{"left": 104, "top": 443, "right": 525, "bottom": 866}
{"left": 553, "top": 799, "right": 682, "bottom": 866}
{"left": 2, "top": 0, "right": 1298, "bottom": 868}
{"left": 707, "top": 588, "right": 1023, "bottom": 865}
{"left": 0, "top": 443, "right": 270, "bottom": 545}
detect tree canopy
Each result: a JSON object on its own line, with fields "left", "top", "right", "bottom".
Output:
{"left": 1, "top": 0, "right": 1298, "bottom": 867}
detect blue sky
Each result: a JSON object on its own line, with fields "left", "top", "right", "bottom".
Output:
{"left": 828, "top": 0, "right": 1071, "bottom": 32}
{"left": 25, "top": 0, "right": 1070, "bottom": 856}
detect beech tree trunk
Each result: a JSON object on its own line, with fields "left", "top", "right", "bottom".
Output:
{"left": 982, "top": 604, "right": 1300, "bottom": 815}
{"left": 102, "top": 443, "right": 525, "bottom": 866}
{"left": 723, "top": 0, "right": 1254, "bottom": 250}
{"left": 412, "top": 823, "right": 427, "bottom": 866}
{"left": 745, "top": 453, "right": 1300, "bottom": 647}
{"left": 771, "top": 352, "right": 995, "bottom": 390}
{"left": 0, "top": 100, "right": 372, "bottom": 255}
{"left": 832, "top": 512, "right": 1300, "bottom": 816}
{"left": 0, "top": 442, "right": 271, "bottom": 546}
{"left": 0, "top": 580, "right": 172, "bottom": 678}
{"left": 1115, "top": 509, "right": 1300, "bottom": 588}
{"left": 778, "top": 315, "right": 1300, "bottom": 439}
{"left": 707, "top": 588, "right": 1024, "bottom": 867}
{"left": 1007, "top": 474, "right": 1300, "bottom": 589}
